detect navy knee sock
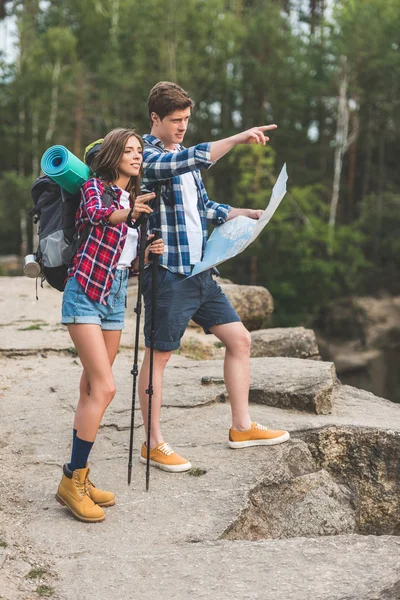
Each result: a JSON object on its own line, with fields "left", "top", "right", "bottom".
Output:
{"left": 70, "top": 428, "right": 77, "bottom": 465}
{"left": 69, "top": 431, "right": 93, "bottom": 471}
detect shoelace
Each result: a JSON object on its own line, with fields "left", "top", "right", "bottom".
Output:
{"left": 73, "top": 474, "right": 87, "bottom": 498}
{"left": 85, "top": 477, "right": 95, "bottom": 493}
{"left": 157, "top": 442, "right": 174, "bottom": 456}
{"left": 253, "top": 422, "right": 269, "bottom": 431}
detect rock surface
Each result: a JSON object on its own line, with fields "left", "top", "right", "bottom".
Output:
{"left": 250, "top": 326, "right": 320, "bottom": 358}
{"left": 1, "top": 278, "right": 400, "bottom": 600}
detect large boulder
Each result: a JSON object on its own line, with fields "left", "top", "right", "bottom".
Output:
{"left": 315, "top": 296, "right": 400, "bottom": 402}
{"left": 250, "top": 327, "right": 320, "bottom": 359}
{"left": 218, "top": 282, "right": 274, "bottom": 331}
{"left": 249, "top": 357, "right": 335, "bottom": 414}
{"left": 301, "top": 426, "right": 400, "bottom": 536}
{"left": 315, "top": 296, "right": 400, "bottom": 348}
{"left": 132, "top": 356, "right": 336, "bottom": 414}
{"left": 223, "top": 426, "right": 400, "bottom": 540}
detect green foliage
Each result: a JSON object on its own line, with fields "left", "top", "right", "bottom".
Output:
{"left": 26, "top": 567, "right": 49, "bottom": 579}
{"left": 188, "top": 467, "right": 207, "bottom": 477}
{"left": 221, "top": 177, "right": 369, "bottom": 325}
{"left": 35, "top": 585, "right": 55, "bottom": 597}
{"left": 0, "top": 0, "right": 399, "bottom": 324}
{"left": 358, "top": 192, "right": 400, "bottom": 295}
{"left": 0, "top": 172, "right": 33, "bottom": 254}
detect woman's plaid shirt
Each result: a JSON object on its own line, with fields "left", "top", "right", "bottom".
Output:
{"left": 68, "top": 178, "right": 134, "bottom": 305}
{"left": 142, "top": 134, "right": 232, "bottom": 276}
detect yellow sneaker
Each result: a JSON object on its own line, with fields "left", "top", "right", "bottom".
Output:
{"left": 140, "top": 442, "right": 192, "bottom": 473}
{"left": 86, "top": 469, "right": 115, "bottom": 507}
{"left": 55, "top": 465, "right": 105, "bottom": 523}
{"left": 229, "top": 422, "right": 290, "bottom": 449}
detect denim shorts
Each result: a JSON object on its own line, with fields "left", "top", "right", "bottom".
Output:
{"left": 142, "top": 266, "right": 240, "bottom": 351}
{"left": 61, "top": 269, "right": 129, "bottom": 330}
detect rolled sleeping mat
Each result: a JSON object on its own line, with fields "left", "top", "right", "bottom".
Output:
{"left": 40, "top": 145, "right": 90, "bottom": 194}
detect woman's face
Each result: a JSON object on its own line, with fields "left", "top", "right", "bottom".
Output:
{"left": 118, "top": 135, "right": 143, "bottom": 178}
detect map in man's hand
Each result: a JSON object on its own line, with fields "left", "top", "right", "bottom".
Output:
{"left": 191, "top": 163, "right": 288, "bottom": 276}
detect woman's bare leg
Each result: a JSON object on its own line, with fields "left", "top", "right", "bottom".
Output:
{"left": 68, "top": 325, "right": 121, "bottom": 441}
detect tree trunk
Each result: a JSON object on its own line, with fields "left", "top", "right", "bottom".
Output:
{"left": 166, "top": 1, "right": 177, "bottom": 81}
{"left": 31, "top": 107, "right": 40, "bottom": 253}
{"left": 250, "top": 256, "right": 258, "bottom": 285}
{"left": 73, "top": 65, "right": 85, "bottom": 158}
{"left": 328, "top": 56, "right": 358, "bottom": 254}
{"left": 362, "top": 106, "right": 373, "bottom": 200}
{"left": 110, "top": 0, "right": 120, "bottom": 49}
{"left": 44, "top": 58, "right": 61, "bottom": 144}
{"left": 374, "top": 129, "right": 386, "bottom": 263}
{"left": 347, "top": 136, "right": 356, "bottom": 221}
{"left": 328, "top": 59, "right": 349, "bottom": 254}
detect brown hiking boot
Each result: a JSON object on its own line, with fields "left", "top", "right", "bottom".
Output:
{"left": 86, "top": 468, "right": 115, "bottom": 507}
{"left": 56, "top": 464, "right": 105, "bottom": 523}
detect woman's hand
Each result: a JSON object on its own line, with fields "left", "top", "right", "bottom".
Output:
{"left": 144, "top": 234, "right": 164, "bottom": 263}
{"left": 131, "top": 192, "right": 155, "bottom": 220}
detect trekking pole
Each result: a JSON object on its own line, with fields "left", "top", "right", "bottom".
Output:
{"left": 146, "top": 228, "right": 162, "bottom": 492}
{"left": 127, "top": 215, "right": 148, "bottom": 486}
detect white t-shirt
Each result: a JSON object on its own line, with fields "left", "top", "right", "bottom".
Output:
{"left": 181, "top": 172, "right": 203, "bottom": 264}
{"left": 117, "top": 189, "right": 139, "bottom": 269}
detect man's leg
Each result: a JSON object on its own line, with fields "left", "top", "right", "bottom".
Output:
{"left": 138, "top": 348, "right": 192, "bottom": 471}
{"left": 209, "top": 321, "right": 252, "bottom": 431}
{"left": 195, "top": 272, "right": 290, "bottom": 448}
{"left": 138, "top": 348, "right": 171, "bottom": 448}
{"left": 210, "top": 320, "right": 289, "bottom": 446}
{"left": 138, "top": 267, "right": 198, "bottom": 471}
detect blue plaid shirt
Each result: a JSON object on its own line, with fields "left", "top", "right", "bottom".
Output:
{"left": 142, "top": 134, "right": 232, "bottom": 276}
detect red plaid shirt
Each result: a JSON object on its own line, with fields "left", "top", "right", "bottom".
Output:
{"left": 68, "top": 178, "right": 136, "bottom": 305}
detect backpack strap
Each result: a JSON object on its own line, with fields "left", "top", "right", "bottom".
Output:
{"left": 102, "top": 183, "right": 118, "bottom": 208}
{"left": 62, "top": 183, "right": 119, "bottom": 266}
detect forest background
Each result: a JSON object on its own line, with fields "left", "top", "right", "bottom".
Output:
{"left": 0, "top": 0, "right": 399, "bottom": 326}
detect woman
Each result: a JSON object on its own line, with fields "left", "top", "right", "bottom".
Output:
{"left": 56, "top": 128, "right": 163, "bottom": 523}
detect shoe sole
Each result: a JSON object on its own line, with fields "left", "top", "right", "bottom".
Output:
{"left": 55, "top": 493, "right": 105, "bottom": 523}
{"left": 228, "top": 431, "right": 290, "bottom": 449}
{"left": 95, "top": 499, "right": 115, "bottom": 508}
{"left": 139, "top": 457, "right": 192, "bottom": 473}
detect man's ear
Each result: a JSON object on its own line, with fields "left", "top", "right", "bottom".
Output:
{"left": 151, "top": 112, "right": 160, "bottom": 126}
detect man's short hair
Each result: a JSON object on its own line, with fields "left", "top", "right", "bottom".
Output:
{"left": 148, "top": 81, "right": 193, "bottom": 122}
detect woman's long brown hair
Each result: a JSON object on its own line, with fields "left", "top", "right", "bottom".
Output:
{"left": 90, "top": 128, "right": 144, "bottom": 198}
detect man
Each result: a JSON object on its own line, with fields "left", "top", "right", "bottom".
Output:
{"left": 138, "top": 81, "right": 289, "bottom": 472}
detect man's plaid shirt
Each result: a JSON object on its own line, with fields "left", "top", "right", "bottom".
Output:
{"left": 142, "top": 134, "right": 232, "bottom": 276}
{"left": 68, "top": 178, "right": 135, "bottom": 305}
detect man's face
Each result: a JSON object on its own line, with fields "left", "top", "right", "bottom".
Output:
{"left": 151, "top": 107, "right": 191, "bottom": 148}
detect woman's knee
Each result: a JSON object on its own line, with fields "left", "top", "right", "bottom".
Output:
{"left": 89, "top": 378, "right": 116, "bottom": 408}
{"left": 79, "top": 371, "right": 91, "bottom": 396}
{"left": 104, "top": 381, "right": 117, "bottom": 406}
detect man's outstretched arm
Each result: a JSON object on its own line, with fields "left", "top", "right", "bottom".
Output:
{"left": 209, "top": 125, "right": 277, "bottom": 163}
{"left": 143, "top": 124, "right": 278, "bottom": 183}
